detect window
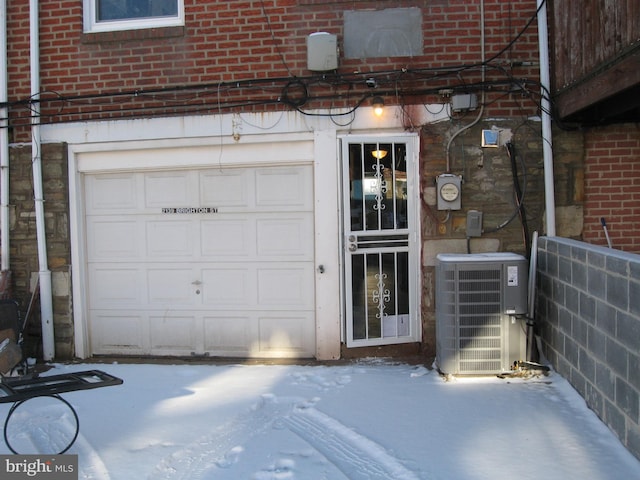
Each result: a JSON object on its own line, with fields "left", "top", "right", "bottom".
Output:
{"left": 84, "top": 0, "right": 184, "bottom": 33}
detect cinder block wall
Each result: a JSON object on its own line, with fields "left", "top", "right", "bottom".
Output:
{"left": 537, "top": 236, "right": 640, "bottom": 460}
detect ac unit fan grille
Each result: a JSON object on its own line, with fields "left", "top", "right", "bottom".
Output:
{"left": 455, "top": 267, "right": 502, "bottom": 373}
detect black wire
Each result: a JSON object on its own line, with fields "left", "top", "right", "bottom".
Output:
{"left": 482, "top": 143, "right": 529, "bottom": 237}
{"left": 482, "top": 0, "right": 546, "bottom": 66}
{"left": 506, "top": 142, "right": 531, "bottom": 254}
{"left": 0, "top": 0, "right": 550, "bottom": 129}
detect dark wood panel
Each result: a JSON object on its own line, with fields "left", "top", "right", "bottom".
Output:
{"left": 550, "top": 0, "right": 640, "bottom": 121}
{"left": 551, "top": 0, "right": 639, "bottom": 88}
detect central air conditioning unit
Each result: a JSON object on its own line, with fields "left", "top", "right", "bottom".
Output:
{"left": 436, "top": 253, "right": 528, "bottom": 375}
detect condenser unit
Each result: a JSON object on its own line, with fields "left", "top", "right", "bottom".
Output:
{"left": 436, "top": 253, "right": 528, "bottom": 375}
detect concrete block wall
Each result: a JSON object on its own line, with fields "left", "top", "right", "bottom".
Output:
{"left": 537, "top": 236, "right": 640, "bottom": 460}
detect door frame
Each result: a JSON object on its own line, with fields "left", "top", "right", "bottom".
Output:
{"left": 67, "top": 129, "right": 346, "bottom": 359}
{"left": 339, "top": 133, "right": 421, "bottom": 348}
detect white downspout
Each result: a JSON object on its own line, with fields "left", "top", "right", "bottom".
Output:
{"left": 1, "top": 0, "right": 10, "bottom": 273}
{"left": 30, "top": 0, "right": 55, "bottom": 360}
{"left": 537, "top": 0, "right": 556, "bottom": 236}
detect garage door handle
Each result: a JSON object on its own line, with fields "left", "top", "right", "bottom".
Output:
{"left": 191, "top": 280, "right": 202, "bottom": 286}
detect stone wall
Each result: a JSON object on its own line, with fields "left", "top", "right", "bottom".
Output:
{"left": 420, "top": 118, "right": 558, "bottom": 357}
{"left": 537, "top": 236, "right": 640, "bottom": 460}
{"left": 6, "top": 142, "right": 73, "bottom": 359}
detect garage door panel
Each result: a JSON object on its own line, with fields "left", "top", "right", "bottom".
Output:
{"left": 147, "top": 268, "right": 196, "bottom": 304}
{"left": 149, "top": 314, "right": 198, "bottom": 354}
{"left": 201, "top": 268, "right": 252, "bottom": 306}
{"left": 146, "top": 220, "right": 195, "bottom": 257}
{"left": 144, "top": 171, "right": 194, "bottom": 208}
{"left": 200, "top": 170, "right": 248, "bottom": 207}
{"left": 257, "top": 266, "right": 314, "bottom": 307}
{"left": 255, "top": 167, "right": 312, "bottom": 209}
{"left": 200, "top": 219, "right": 251, "bottom": 257}
{"left": 87, "top": 220, "right": 140, "bottom": 260}
{"left": 256, "top": 216, "right": 314, "bottom": 258}
{"left": 258, "top": 314, "right": 315, "bottom": 356}
{"left": 91, "top": 313, "right": 147, "bottom": 354}
{"left": 90, "top": 268, "right": 143, "bottom": 306}
{"left": 86, "top": 174, "right": 139, "bottom": 213}
{"left": 203, "top": 315, "right": 254, "bottom": 353}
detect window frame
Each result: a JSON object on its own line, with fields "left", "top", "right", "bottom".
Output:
{"left": 83, "top": 0, "right": 185, "bottom": 33}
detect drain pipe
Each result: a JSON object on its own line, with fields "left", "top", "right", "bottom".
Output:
{"left": 1, "top": 0, "right": 9, "bottom": 274}
{"left": 30, "top": 0, "right": 55, "bottom": 361}
{"left": 537, "top": 0, "right": 556, "bottom": 236}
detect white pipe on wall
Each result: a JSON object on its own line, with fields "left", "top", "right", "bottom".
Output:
{"left": 1, "top": 0, "right": 10, "bottom": 273}
{"left": 537, "top": 0, "right": 556, "bottom": 236}
{"left": 30, "top": 0, "right": 55, "bottom": 360}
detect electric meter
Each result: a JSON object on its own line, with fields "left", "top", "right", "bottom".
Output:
{"left": 436, "top": 174, "right": 462, "bottom": 210}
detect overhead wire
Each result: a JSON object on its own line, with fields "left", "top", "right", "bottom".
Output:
{"left": 0, "top": 0, "right": 547, "bottom": 129}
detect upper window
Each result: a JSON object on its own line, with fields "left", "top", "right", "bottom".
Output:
{"left": 84, "top": 0, "right": 184, "bottom": 33}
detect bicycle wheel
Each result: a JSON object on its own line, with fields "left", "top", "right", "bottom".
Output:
{"left": 3, "top": 395, "right": 80, "bottom": 454}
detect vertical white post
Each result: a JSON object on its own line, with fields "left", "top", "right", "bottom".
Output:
{"left": 1, "top": 0, "right": 10, "bottom": 273}
{"left": 30, "top": 0, "right": 55, "bottom": 360}
{"left": 537, "top": 0, "right": 557, "bottom": 236}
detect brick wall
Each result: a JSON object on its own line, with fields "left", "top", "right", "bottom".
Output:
{"left": 582, "top": 123, "right": 640, "bottom": 254}
{"left": 6, "top": 143, "right": 73, "bottom": 359}
{"left": 538, "top": 236, "right": 640, "bottom": 460}
{"left": 5, "top": 0, "right": 542, "bottom": 137}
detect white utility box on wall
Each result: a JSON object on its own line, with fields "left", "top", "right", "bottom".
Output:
{"left": 307, "top": 32, "right": 338, "bottom": 71}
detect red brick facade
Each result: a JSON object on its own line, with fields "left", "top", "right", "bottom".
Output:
{"left": 5, "top": 1, "right": 541, "bottom": 135}
{"left": 583, "top": 124, "right": 640, "bottom": 253}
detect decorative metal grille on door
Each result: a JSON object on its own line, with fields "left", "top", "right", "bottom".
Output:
{"left": 342, "top": 139, "right": 417, "bottom": 347}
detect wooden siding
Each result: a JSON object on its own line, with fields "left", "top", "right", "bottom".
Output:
{"left": 550, "top": 0, "right": 640, "bottom": 120}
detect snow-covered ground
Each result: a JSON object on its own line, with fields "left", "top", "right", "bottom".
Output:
{"left": 1, "top": 360, "right": 639, "bottom": 479}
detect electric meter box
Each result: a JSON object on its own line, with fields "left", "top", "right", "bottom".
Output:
{"left": 436, "top": 173, "right": 462, "bottom": 210}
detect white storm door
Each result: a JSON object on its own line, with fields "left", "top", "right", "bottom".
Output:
{"left": 342, "top": 137, "right": 420, "bottom": 347}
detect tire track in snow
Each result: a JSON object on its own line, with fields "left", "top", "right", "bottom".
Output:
{"left": 149, "top": 394, "right": 298, "bottom": 480}
{"left": 150, "top": 394, "right": 419, "bottom": 480}
{"left": 284, "top": 405, "right": 420, "bottom": 480}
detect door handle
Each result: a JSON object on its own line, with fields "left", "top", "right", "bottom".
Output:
{"left": 191, "top": 280, "right": 202, "bottom": 286}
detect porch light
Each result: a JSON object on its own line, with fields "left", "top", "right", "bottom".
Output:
{"left": 371, "top": 96, "right": 384, "bottom": 117}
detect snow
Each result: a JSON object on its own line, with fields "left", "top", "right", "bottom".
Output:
{"left": 1, "top": 360, "right": 639, "bottom": 480}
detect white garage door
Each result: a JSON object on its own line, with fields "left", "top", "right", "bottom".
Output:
{"left": 84, "top": 165, "right": 316, "bottom": 358}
